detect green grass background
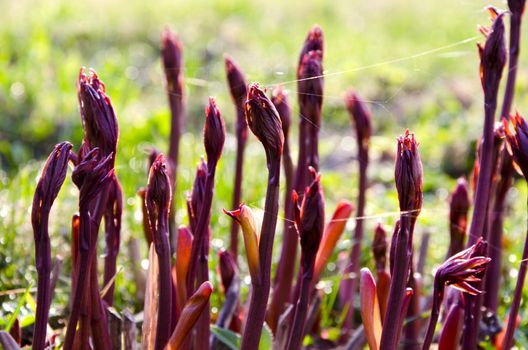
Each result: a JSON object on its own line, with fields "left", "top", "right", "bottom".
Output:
{"left": 1, "top": 0, "right": 528, "bottom": 346}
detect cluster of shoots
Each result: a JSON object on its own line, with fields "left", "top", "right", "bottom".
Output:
{"left": 3, "top": 2, "right": 528, "bottom": 350}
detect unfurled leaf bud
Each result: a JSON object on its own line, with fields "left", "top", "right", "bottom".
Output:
{"left": 146, "top": 154, "right": 172, "bottom": 252}
{"left": 297, "top": 168, "right": 325, "bottom": 279}
{"left": 508, "top": 0, "right": 526, "bottom": 15}
{"left": 436, "top": 239, "right": 490, "bottom": 296}
{"left": 245, "top": 84, "right": 284, "bottom": 163}
{"left": 32, "top": 142, "right": 73, "bottom": 243}
{"left": 504, "top": 113, "right": 528, "bottom": 179}
{"left": 298, "top": 25, "right": 324, "bottom": 69}
{"left": 271, "top": 86, "right": 291, "bottom": 139}
{"left": 372, "top": 222, "right": 387, "bottom": 273}
{"left": 395, "top": 130, "right": 423, "bottom": 215}
{"left": 77, "top": 68, "right": 118, "bottom": 158}
{"left": 314, "top": 200, "right": 354, "bottom": 282}
{"left": 298, "top": 50, "right": 324, "bottom": 126}
{"left": 204, "top": 97, "right": 226, "bottom": 165}
{"left": 478, "top": 10, "right": 507, "bottom": 100}
{"left": 359, "top": 268, "right": 382, "bottom": 350}
{"left": 219, "top": 249, "right": 238, "bottom": 293}
{"left": 161, "top": 27, "right": 183, "bottom": 95}
{"left": 448, "top": 178, "right": 470, "bottom": 256}
{"left": 167, "top": 281, "right": 213, "bottom": 350}
{"left": 345, "top": 90, "right": 372, "bottom": 152}
{"left": 224, "top": 204, "right": 260, "bottom": 284}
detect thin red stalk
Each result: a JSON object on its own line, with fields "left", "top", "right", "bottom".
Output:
{"left": 102, "top": 179, "right": 122, "bottom": 306}
{"left": 90, "top": 258, "right": 111, "bottom": 350}
{"left": 162, "top": 29, "right": 184, "bottom": 254}
{"left": 286, "top": 273, "right": 311, "bottom": 350}
{"left": 225, "top": 56, "right": 248, "bottom": 260}
{"left": 422, "top": 283, "right": 442, "bottom": 350}
{"left": 154, "top": 220, "right": 172, "bottom": 350}
{"left": 502, "top": 195, "right": 528, "bottom": 349}
{"left": 240, "top": 158, "right": 281, "bottom": 350}
{"left": 64, "top": 186, "right": 110, "bottom": 349}
{"left": 34, "top": 214, "right": 51, "bottom": 350}
{"left": 500, "top": 12, "right": 522, "bottom": 120}
{"left": 185, "top": 163, "right": 217, "bottom": 349}
{"left": 463, "top": 12, "right": 507, "bottom": 347}
{"left": 269, "top": 89, "right": 295, "bottom": 333}
{"left": 230, "top": 127, "right": 246, "bottom": 259}
{"left": 484, "top": 157, "right": 513, "bottom": 311}
{"left": 343, "top": 146, "right": 368, "bottom": 328}
{"left": 380, "top": 215, "right": 413, "bottom": 348}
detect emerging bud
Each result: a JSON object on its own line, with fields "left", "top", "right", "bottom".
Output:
{"left": 359, "top": 268, "right": 382, "bottom": 350}
{"left": 245, "top": 84, "right": 284, "bottom": 162}
{"left": 225, "top": 55, "right": 248, "bottom": 110}
{"left": 313, "top": 200, "right": 354, "bottom": 282}
{"left": 345, "top": 90, "right": 372, "bottom": 152}
{"left": 504, "top": 112, "right": 528, "bottom": 179}
{"left": 32, "top": 142, "right": 73, "bottom": 243}
{"left": 148, "top": 148, "right": 161, "bottom": 171}
{"left": 372, "top": 222, "right": 387, "bottom": 273}
{"left": 271, "top": 86, "right": 291, "bottom": 139}
{"left": 478, "top": 9, "right": 507, "bottom": 100}
{"left": 395, "top": 130, "right": 423, "bottom": 215}
{"left": 203, "top": 97, "right": 226, "bottom": 165}
{"left": 436, "top": 239, "right": 491, "bottom": 296}
{"left": 225, "top": 55, "right": 248, "bottom": 141}
{"left": 145, "top": 154, "right": 172, "bottom": 251}
{"left": 167, "top": 281, "right": 213, "bottom": 350}
{"left": 224, "top": 204, "right": 260, "bottom": 284}
{"left": 77, "top": 68, "right": 119, "bottom": 158}
{"left": 161, "top": 27, "right": 184, "bottom": 95}
{"left": 448, "top": 177, "right": 470, "bottom": 256}
{"left": 219, "top": 249, "right": 238, "bottom": 293}
{"left": 298, "top": 25, "right": 324, "bottom": 70}
{"left": 294, "top": 168, "right": 325, "bottom": 279}
{"left": 298, "top": 50, "right": 324, "bottom": 126}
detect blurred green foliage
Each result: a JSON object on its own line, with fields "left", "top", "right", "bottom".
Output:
{"left": 1, "top": 0, "right": 528, "bottom": 346}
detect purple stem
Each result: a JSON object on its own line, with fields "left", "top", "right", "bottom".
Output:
{"left": 240, "top": 155, "right": 281, "bottom": 350}
{"left": 230, "top": 111, "right": 246, "bottom": 260}
{"left": 269, "top": 118, "right": 295, "bottom": 332}
{"left": 286, "top": 272, "right": 311, "bottom": 350}
{"left": 343, "top": 146, "right": 368, "bottom": 329}
{"left": 462, "top": 62, "right": 501, "bottom": 350}
{"left": 33, "top": 212, "right": 51, "bottom": 350}
{"left": 380, "top": 215, "right": 413, "bottom": 349}
{"left": 154, "top": 215, "right": 172, "bottom": 350}
{"left": 422, "top": 282, "right": 443, "bottom": 350}
{"left": 186, "top": 162, "right": 217, "bottom": 349}
{"left": 485, "top": 9, "right": 524, "bottom": 313}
